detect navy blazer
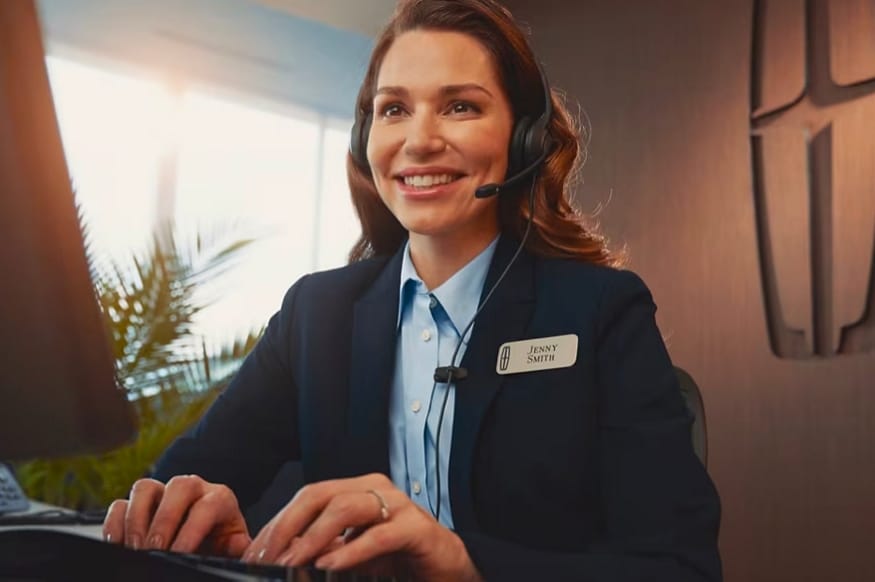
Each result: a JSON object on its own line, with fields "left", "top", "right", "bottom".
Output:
{"left": 155, "top": 236, "right": 722, "bottom": 581}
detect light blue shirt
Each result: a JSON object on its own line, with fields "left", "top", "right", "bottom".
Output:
{"left": 387, "top": 236, "right": 499, "bottom": 528}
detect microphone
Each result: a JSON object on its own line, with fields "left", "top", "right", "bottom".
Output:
{"left": 434, "top": 365, "right": 468, "bottom": 383}
{"left": 474, "top": 149, "right": 548, "bottom": 199}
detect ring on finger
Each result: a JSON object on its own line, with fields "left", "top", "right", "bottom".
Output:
{"left": 366, "top": 489, "right": 390, "bottom": 522}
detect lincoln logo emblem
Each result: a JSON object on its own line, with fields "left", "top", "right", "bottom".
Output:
{"left": 499, "top": 345, "right": 511, "bottom": 371}
{"left": 751, "top": 0, "right": 875, "bottom": 359}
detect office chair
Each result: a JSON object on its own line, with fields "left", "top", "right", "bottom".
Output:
{"left": 675, "top": 366, "right": 708, "bottom": 466}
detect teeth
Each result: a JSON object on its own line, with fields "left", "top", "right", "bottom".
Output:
{"left": 402, "top": 174, "right": 458, "bottom": 187}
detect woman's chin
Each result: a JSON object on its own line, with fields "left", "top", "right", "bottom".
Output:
{"left": 400, "top": 220, "right": 451, "bottom": 240}
{"left": 391, "top": 204, "right": 500, "bottom": 245}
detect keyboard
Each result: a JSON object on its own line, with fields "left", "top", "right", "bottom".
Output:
{"left": 0, "top": 529, "right": 404, "bottom": 581}
{"left": 150, "top": 549, "right": 403, "bottom": 581}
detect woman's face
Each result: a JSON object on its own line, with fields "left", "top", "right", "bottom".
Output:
{"left": 367, "top": 29, "right": 514, "bottom": 249}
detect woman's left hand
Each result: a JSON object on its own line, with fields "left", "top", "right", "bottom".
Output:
{"left": 242, "top": 473, "right": 482, "bottom": 581}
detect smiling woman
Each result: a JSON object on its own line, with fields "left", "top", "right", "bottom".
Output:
{"left": 103, "top": 1, "right": 723, "bottom": 581}
{"left": 366, "top": 30, "right": 512, "bottom": 288}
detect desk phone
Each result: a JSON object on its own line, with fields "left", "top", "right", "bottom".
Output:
{"left": 0, "top": 464, "right": 29, "bottom": 514}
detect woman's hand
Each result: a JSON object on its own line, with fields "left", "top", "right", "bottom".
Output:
{"left": 243, "top": 473, "right": 482, "bottom": 581}
{"left": 102, "top": 475, "right": 251, "bottom": 557}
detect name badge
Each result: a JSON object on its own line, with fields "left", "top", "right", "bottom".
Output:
{"left": 495, "top": 334, "right": 578, "bottom": 375}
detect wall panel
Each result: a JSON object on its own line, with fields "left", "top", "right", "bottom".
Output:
{"left": 503, "top": 1, "right": 875, "bottom": 580}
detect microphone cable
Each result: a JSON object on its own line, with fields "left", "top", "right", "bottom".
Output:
{"left": 431, "top": 173, "right": 538, "bottom": 525}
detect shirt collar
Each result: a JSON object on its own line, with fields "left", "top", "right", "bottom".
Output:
{"left": 396, "top": 235, "right": 500, "bottom": 334}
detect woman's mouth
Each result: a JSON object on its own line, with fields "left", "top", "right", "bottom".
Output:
{"left": 397, "top": 173, "right": 464, "bottom": 190}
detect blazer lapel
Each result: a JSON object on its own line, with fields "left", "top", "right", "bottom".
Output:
{"left": 449, "top": 236, "right": 536, "bottom": 531}
{"left": 341, "top": 247, "right": 404, "bottom": 478}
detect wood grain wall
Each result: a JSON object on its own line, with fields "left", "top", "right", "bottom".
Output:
{"left": 502, "top": 0, "right": 875, "bottom": 580}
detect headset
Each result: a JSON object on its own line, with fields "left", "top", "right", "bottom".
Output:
{"left": 350, "top": 62, "right": 555, "bottom": 199}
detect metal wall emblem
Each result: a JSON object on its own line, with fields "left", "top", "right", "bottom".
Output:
{"left": 751, "top": 0, "right": 875, "bottom": 358}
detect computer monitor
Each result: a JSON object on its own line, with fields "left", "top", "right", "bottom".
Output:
{"left": 0, "top": 1, "right": 136, "bottom": 460}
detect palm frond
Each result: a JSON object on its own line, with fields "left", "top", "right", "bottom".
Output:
{"left": 15, "top": 217, "right": 262, "bottom": 509}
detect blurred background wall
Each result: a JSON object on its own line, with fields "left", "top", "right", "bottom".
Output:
{"left": 502, "top": 1, "right": 875, "bottom": 581}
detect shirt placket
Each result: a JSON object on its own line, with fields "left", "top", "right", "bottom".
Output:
{"left": 403, "top": 286, "right": 437, "bottom": 514}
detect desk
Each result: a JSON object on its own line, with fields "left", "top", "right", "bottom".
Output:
{"left": 0, "top": 500, "right": 103, "bottom": 539}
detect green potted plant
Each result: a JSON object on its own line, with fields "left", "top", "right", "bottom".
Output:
{"left": 15, "top": 223, "right": 261, "bottom": 510}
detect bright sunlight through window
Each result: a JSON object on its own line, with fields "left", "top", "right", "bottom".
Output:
{"left": 46, "top": 56, "right": 358, "bottom": 345}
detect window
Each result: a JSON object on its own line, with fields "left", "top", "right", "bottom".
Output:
{"left": 46, "top": 55, "right": 359, "bottom": 343}
{"left": 46, "top": 57, "right": 169, "bottom": 264}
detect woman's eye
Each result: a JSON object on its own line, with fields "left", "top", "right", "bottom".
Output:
{"left": 449, "top": 101, "right": 479, "bottom": 115}
{"left": 380, "top": 104, "right": 405, "bottom": 118}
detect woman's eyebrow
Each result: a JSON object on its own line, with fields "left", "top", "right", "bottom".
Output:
{"left": 375, "top": 84, "right": 494, "bottom": 99}
{"left": 440, "top": 84, "right": 494, "bottom": 98}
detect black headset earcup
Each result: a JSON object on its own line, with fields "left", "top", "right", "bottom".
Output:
{"left": 508, "top": 65, "right": 555, "bottom": 177}
{"left": 509, "top": 116, "right": 533, "bottom": 175}
{"left": 349, "top": 113, "right": 372, "bottom": 170}
{"left": 523, "top": 118, "right": 550, "bottom": 168}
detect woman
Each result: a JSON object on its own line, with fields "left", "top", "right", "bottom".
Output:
{"left": 103, "top": 1, "right": 722, "bottom": 580}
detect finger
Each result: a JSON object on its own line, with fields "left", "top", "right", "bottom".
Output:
{"left": 102, "top": 499, "right": 128, "bottom": 544}
{"left": 274, "top": 535, "right": 303, "bottom": 565}
{"left": 286, "top": 491, "right": 388, "bottom": 567}
{"left": 314, "top": 521, "right": 404, "bottom": 572}
{"left": 276, "top": 535, "right": 350, "bottom": 569}
{"left": 168, "top": 484, "right": 247, "bottom": 555}
{"left": 274, "top": 530, "right": 359, "bottom": 567}
{"left": 144, "top": 475, "right": 206, "bottom": 550}
{"left": 245, "top": 482, "right": 336, "bottom": 563}
{"left": 245, "top": 475, "right": 393, "bottom": 564}
{"left": 123, "top": 479, "right": 165, "bottom": 550}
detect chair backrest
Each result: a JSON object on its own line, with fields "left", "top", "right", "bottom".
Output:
{"left": 674, "top": 366, "right": 708, "bottom": 466}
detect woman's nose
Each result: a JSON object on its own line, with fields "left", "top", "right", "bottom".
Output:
{"left": 403, "top": 114, "right": 446, "bottom": 158}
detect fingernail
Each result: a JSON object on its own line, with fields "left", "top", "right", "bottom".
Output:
{"left": 315, "top": 556, "right": 334, "bottom": 570}
{"left": 147, "top": 534, "right": 163, "bottom": 549}
{"left": 129, "top": 534, "right": 141, "bottom": 551}
{"left": 257, "top": 548, "right": 266, "bottom": 563}
{"left": 104, "top": 533, "right": 112, "bottom": 543}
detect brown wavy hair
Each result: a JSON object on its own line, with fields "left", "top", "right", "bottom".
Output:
{"left": 347, "top": 0, "right": 619, "bottom": 266}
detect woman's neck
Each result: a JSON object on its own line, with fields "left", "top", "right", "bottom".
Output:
{"left": 408, "top": 228, "right": 499, "bottom": 290}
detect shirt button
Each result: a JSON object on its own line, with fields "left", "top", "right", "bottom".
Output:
{"left": 428, "top": 295, "right": 438, "bottom": 309}
{"left": 412, "top": 481, "right": 422, "bottom": 495}
{"left": 421, "top": 329, "right": 432, "bottom": 342}
{"left": 411, "top": 399, "right": 422, "bottom": 413}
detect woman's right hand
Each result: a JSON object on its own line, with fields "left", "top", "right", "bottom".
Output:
{"left": 102, "top": 475, "right": 251, "bottom": 557}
